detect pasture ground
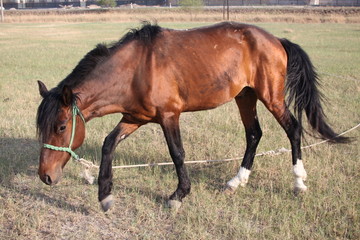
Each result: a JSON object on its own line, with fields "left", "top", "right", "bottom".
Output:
{"left": 2, "top": 6, "right": 360, "bottom": 23}
{"left": 0, "top": 20, "right": 359, "bottom": 239}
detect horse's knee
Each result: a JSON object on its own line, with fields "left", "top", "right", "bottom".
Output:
{"left": 247, "top": 128, "right": 262, "bottom": 146}
{"left": 171, "top": 149, "right": 185, "bottom": 165}
{"left": 245, "top": 119, "right": 262, "bottom": 146}
{"left": 102, "top": 127, "right": 122, "bottom": 155}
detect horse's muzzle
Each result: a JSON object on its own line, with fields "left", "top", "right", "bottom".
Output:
{"left": 39, "top": 170, "right": 62, "bottom": 186}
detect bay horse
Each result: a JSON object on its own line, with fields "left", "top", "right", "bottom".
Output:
{"left": 36, "top": 22, "right": 348, "bottom": 212}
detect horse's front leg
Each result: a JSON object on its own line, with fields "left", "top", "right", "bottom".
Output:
{"left": 98, "top": 118, "right": 141, "bottom": 212}
{"left": 160, "top": 113, "right": 191, "bottom": 210}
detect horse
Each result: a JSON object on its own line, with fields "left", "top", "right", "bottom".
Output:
{"left": 36, "top": 22, "right": 348, "bottom": 212}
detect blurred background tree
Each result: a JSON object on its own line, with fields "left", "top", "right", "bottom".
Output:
{"left": 179, "top": 0, "right": 204, "bottom": 8}
{"left": 179, "top": 0, "right": 204, "bottom": 20}
{"left": 98, "top": 0, "right": 116, "bottom": 8}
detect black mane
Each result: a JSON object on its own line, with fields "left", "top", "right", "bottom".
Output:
{"left": 36, "top": 23, "right": 162, "bottom": 141}
{"left": 59, "top": 22, "right": 162, "bottom": 90}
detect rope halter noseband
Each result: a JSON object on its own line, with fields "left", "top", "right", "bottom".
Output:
{"left": 43, "top": 102, "right": 85, "bottom": 161}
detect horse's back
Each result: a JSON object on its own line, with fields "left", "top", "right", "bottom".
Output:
{"left": 145, "top": 23, "right": 285, "bottom": 112}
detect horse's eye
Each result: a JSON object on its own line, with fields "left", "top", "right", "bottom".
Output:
{"left": 59, "top": 125, "right": 66, "bottom": 132}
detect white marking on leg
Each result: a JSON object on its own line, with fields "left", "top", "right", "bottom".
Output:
{"left": 293, "top": 159, "right": 307, "bottom": 181}
{"left": 227, "top": 167, "right": 251, "bottom": 190}
{"left": 293, "top": 159, "right": 307, "bottom": 192}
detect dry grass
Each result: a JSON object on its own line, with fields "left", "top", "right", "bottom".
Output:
{"left": 2, "top": 6, "right": 360, "bottom": 23}
{"left": 0, "top": 21, "right": 359, "bottom": 239}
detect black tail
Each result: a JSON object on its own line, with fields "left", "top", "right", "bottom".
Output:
{"left": 279, "top": 38, "right": 349, "bottom": 143}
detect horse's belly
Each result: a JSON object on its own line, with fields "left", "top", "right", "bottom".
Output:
{"left": 184, "top": 82, "right": 243, "bottom": 111}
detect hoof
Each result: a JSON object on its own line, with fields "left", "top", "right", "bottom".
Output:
{"left": 167, "top": 199, "right": 182, "bottom": 211}
{"left": 294, "top": 186, "right": 308, "bottom": 195}
{"left": 294, "top": 176, "right": 307, "bottom": 196}
{"left": 223, "top": 184, "right": 236, "bottom": 195}
{"left": 239, "top": 182, "right": 247, "bottom": 187}
{"left": 100, "top": 194, "right": 113, "bottom": 212}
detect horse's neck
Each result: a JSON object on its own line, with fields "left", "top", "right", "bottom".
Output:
{"left": 75, "top": 42, "right": 145, "bottom": 122}
{"left": 75, "top": 73, "right": 129, "bottom": 121}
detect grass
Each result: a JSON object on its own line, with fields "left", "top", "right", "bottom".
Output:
{"left": 0, "top": 21, "right": 359, "bottom": 239}
{"left": 2, "top": 7, "right": 360, "bottom": 23}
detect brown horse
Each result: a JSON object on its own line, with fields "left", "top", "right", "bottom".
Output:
{"left": 36, "top": 22, "right": 347, "bottom": 211}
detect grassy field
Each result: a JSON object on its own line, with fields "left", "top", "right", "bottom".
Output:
{"left": 0, "top": 21, "right": 359, "bottom": 239}
{"left": 3, "top": 7, "right": 360, "bottom": 23}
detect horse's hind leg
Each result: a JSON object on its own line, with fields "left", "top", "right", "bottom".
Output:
{"left": 226, "top": 88, "right": 262, "bottom": 194}
{"left": 261, "top": 97, "right": 308, "bottom": 193}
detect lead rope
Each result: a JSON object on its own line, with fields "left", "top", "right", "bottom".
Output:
{"left": 78, "top": 122, "right": 360, "bottom": 184}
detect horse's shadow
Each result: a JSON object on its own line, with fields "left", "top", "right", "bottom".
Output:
{"left": 109, "top": 161, "right": 232, "bottom": 206}
{"left": 0, "top": 137, "right": 89, "bottom": 214}
{"left": 0, "top": 137, "right": 231, "bottom": 213}
{"left": 0, "top": 137, "right": 39, "bottom": 182}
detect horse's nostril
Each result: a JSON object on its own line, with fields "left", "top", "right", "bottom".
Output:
{"left": 44, "top": 175, "right": 52, "bottom": 185}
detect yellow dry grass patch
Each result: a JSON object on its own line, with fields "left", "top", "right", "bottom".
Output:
{"left": 2, "top": 7, "right": 360, "bottom": 23}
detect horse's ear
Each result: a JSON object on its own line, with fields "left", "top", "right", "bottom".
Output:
{"left": 37, "top": 80, "right": 48, "bottom": 98}
{"left": 62, "top": 85, "right": 73, "bottom": 106}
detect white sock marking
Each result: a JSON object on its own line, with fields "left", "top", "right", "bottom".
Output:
{"left": 293, "top": 159, "right": 307, "bottom": 180}
{"left": 293, "top": 159, "right": 307, "bottom": 191}
{"left": 227, "top": 167, "right": 251, "bottom": 189}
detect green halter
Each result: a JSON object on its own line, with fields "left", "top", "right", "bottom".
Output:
{"left": 43, "top": 102, "right": 85, "bottom": 160}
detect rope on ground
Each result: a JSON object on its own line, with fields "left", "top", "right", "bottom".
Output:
{"left": 78, "top": 122, "right": 359, "bottom": 184}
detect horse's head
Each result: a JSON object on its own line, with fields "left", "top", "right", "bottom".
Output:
{"left": 36, "top": 81, "right": 85, "bottom": 185}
